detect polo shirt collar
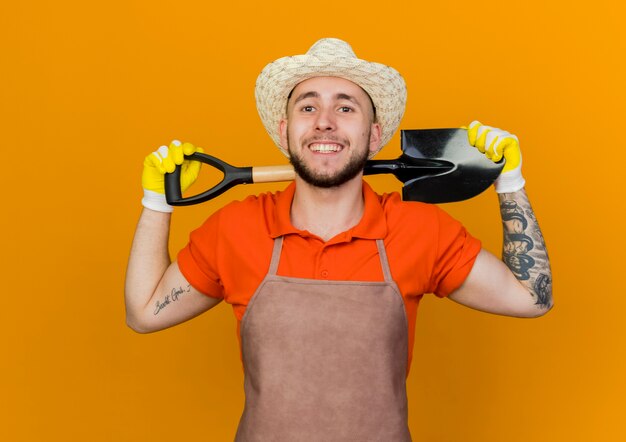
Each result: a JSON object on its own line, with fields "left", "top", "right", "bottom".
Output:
{"left": 269, "top": 181, "right": 387, "bottom": 240}
{"left": 352, "top": 181, "right": 387, "bottom": 240}
{"left": 269, "top": 182, "right": 299, "bottom": 238}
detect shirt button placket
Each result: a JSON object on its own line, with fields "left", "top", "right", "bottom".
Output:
{"left": 319, "top": 246, "right": 329, "bottom": 279}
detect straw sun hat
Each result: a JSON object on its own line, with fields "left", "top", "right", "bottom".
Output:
{"left": 255, "top": 38, "right": 407, "bottom": 158}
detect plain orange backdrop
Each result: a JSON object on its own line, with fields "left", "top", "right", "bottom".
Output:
{"left": 2, "top": 0, "right": 625, "bottom": 441}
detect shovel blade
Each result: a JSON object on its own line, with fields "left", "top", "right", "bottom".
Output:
{"left": 399, "top": 129, "right": 504, "bottom": 203}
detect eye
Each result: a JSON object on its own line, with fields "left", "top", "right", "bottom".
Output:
{"left": 338, "top": 106, "right": 353, "bottom": 113}
{"left": 301, "top": 105, "right": 315, "bottom": 112}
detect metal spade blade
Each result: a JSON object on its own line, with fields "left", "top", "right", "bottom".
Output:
{"left": 394, "top": 129, "right": 504, "bottom": 203}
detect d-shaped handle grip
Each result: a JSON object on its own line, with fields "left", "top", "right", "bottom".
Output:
{"left": 165, "top": 152, "right": 254, "bottom": 206}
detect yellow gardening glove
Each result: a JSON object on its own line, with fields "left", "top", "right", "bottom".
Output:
{"left": 467, "top": 121, "right": 525, "bottom": 193}
{"left": 141, "top": 140, "right": 204, "bottom": 212}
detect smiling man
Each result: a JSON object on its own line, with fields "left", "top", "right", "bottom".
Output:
{"left": 125, "top": 38, "right": 552, "bottom": 441}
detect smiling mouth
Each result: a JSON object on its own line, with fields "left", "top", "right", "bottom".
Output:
{"left": 308, "top": 142, "right": 344, "bottom": 153}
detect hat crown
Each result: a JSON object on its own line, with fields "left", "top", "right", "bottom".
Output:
{"left": 306, "top": 38, "right": 357, "bottom": 59}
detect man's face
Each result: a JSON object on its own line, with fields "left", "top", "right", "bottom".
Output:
{"left": 279, "top": 77, "right": 381, "bottom": 188}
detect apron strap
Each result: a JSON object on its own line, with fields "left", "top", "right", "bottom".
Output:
{"left": 375, "top": 239, "right": 394, "bottom": 283}
{"left": 268, "top": 236, "right": 284, "bottom": 276}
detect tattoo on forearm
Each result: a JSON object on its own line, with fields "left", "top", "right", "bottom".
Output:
{"left": 499, "top": 193, "right": 552, "bottom": 309}
{"left": 500, "top": 200, "right": 535, "bottom": 280}
{"left": 154, "top": 284, "right": 192, "bottom": 315}
{"left": 534, "top": 273, "right": 552, "bottom": 307}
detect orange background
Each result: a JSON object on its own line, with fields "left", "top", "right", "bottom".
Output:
{"left": 2, "top": 0, "right": 625, "bottom": 441}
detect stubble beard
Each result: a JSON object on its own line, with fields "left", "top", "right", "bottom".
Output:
{"left": 287, "top": 131, "right": 371, "bottom": 189}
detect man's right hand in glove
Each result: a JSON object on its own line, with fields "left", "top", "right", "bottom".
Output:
{"left": 141, "top": 140, "right": 204, "bottom": 213}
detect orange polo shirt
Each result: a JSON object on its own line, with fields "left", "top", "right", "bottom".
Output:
{"left": 177, "top": 181, "right": 481, "bottom": 373}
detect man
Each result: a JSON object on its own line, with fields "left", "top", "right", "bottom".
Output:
{"left": 125, "top": 38, "right": 552, "bottom": 441}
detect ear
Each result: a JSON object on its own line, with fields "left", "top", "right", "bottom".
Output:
{"left": 368, "top": 123, "right": 382, "bottom": 155}
{"left": 279, "top": 119, "right": 289, "bottom": 151}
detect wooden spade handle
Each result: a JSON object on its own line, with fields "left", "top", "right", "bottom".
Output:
{"left": 252, "top": 165, "right": 296, "bottom": 183}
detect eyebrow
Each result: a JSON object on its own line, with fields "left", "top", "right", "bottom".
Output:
{"left": 293, "top": 91, "right": 362, "bottom": 107}
{"left": 293, "top": 91, "right": 319, "bottom": 103}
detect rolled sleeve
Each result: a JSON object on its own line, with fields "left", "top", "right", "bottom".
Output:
{"left": 430, "top": 207, "right": 482, "bottom": 297}
{"left": 177, "top": 213, "right": 225, "bottom": 300}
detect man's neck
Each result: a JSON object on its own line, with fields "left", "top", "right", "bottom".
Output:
{"left": 290, "top": 175, "right": 365, "bottom": 242}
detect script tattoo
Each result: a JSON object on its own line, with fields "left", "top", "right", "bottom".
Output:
{"left": 499, "top": 193, "right": 552, "bottom": 309}
{"left": 154, "top": 284, "right": 192, "bottom": 315}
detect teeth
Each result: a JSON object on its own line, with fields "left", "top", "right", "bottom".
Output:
{"left": 310, "top": 143, "right": 341, "bottom": 152}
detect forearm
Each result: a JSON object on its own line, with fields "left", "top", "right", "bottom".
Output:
{"left": 499, "top": 189, "right": 553, "bottom": 310}
{"left": 124, "top": 208, "right": 172, "bottom": 327}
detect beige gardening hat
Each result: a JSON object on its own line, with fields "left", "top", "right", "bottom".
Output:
{"left": 255, "top": 38, "right": 407, "bottom": 158}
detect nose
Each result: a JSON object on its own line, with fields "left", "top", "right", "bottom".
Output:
{"left": 315, "top": 107, "right": 336, "bottom": 132}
